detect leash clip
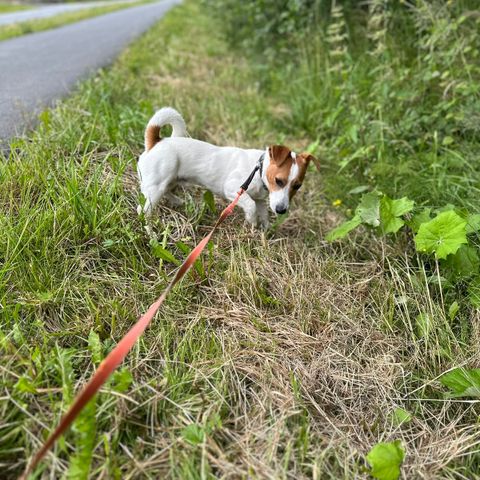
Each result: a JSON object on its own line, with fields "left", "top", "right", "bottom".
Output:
{"left": 239, "top": 152, "right": 265, "bottom": 192}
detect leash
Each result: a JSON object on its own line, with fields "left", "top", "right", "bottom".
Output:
{"left": 20, "top": 159, "right": 263, "bottom": 480}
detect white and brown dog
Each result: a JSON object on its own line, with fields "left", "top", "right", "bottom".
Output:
{"left": 137, "top": 107, "right": 318, "bottom": 229}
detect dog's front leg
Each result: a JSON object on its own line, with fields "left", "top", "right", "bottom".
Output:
{"left": 225, "top": 186, "right": 258, "bottom": 226}
{"left": 256, "top": 201, "right": 270, "bottom": 230}
{"left": 238, "top": 196, "right": 258, "bottom": 226}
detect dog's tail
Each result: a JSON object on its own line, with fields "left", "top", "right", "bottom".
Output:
{"left": 144, "top": 107, "right": 187, "bottom": 152}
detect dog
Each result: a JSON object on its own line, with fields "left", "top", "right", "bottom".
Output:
{"left": 137, "top": 107, "right": 319, "bottom": 229}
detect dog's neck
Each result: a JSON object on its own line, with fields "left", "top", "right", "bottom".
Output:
{"left": 259, "top": 149, "right": 269, "bottom": 191}
{"left": 245, "top": 150, "right": 269, "bottom": 200}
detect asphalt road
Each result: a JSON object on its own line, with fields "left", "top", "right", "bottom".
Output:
{"left": 0, "top": 0, "right": 180, "bottom": 141}
{"left": 0, "top": 0, "right": 141, "bottom": 26}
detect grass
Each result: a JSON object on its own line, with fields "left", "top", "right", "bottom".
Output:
{"left": 0, "top": 2, "right": 31, "bottom": 14}
{"left": 0, "top": 0, "right": 152, "bottom": 42}
{"left": 1, "top": 1, "right": 480, "bottom": 479}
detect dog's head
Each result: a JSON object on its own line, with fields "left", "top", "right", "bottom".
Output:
{"left": 264, "top": 145, "right": 319, "bottom": 215}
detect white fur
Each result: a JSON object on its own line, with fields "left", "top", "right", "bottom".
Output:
{"left": 138, "top": 107, "right": 278, "bottom": 229}
{"left": 145, "top": 107, "right": 187, "bottom": 144}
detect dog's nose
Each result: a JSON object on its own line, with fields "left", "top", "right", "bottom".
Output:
{"left": 275, "top": 206, "right": 287, "bottom": 215}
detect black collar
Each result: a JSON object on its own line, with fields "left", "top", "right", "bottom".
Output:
{"left": 257, "top": 152, "right": 268, "bottom": 191}
{"left": 239, "top": 152, "right": 268, "bottom": 192}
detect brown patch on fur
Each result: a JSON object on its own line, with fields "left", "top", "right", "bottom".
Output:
{"left": 266, "top": 145, "right": 293, "bottom": 191}
{"left": 145, "top": 124, "right": 161, "bottom": 152}
{"left": 289, "top": 152, "right": 319, "bottom": 199}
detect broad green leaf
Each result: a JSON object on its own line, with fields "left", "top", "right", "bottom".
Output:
{"left": 181, "top": 424, "right": 205, "bottom": 445}
{"left": 366, "top": 440, "right": 405, "bottom": 480}
{"left": 88, "top": 329, "right": 102, "bottom": 365}
{"left": 356, "top": 192, "right": 381, "bottom": 227}
{"left": 414, "top": 211, "right": 467, "bottom": 259}
{"left": 443, "top": 245, "right": 479, "bottom": 278}
{"left": 379, "top": 196, "right": 415, "bottom": 234}
{"left": 326, "top": 215, "right": 362, "bottom": 241}
{"left": 391, "top": 408, "right": 412, "bottom": 426}
{"left": 466, "top": 213, "right": 480, "bottom": 234}
{"left": 440, "top": 368, "right": 480, "bottom": 398}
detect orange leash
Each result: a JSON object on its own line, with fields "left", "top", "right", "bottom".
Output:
{"left": 20, "top": 185, "right": 248, "bottom": 480}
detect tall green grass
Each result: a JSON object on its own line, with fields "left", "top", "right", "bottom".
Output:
{"left": 208, "top": 0, "right": 480, "bottom": 211}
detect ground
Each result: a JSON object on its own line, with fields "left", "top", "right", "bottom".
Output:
{"left": 1, "top": 1, "right": 479, "bottom": 479}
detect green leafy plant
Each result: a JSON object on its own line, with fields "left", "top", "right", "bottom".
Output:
{"left": 440, "top": 368, "right": 480, "bottom": 398}
{"left": 326, "top": 192, "right": 414, "bottom": 241}
{"left": 110, "top": 368, "right": 133, "bottom": 393}
{"left": 366, "top": 440, "right": 405, "bottom": 480}
{"left": 328, "top": 196, "right": 480, "bottom": 305}
{"left": 414, "top": 211, "right": 467, "bottom": 259}
{"left": 181, "top": 424, "right": 205, "bottom": 445}
{"left": 326, "top": 215, "right": 362, "bottom": 241}
{"left": 150, "top": 239, "right": 181, "bottom": 266}
{"left": 380, "top": 196, "right": 415, "bottom": 234}
{"left": 391, "top": 408, "right": 412, "bottom": 426}
{"left": 68, "top": 399, "right": 97, "bottom": 480}
{"left": 88, "top": 329, "right": 102, "bottom": 365}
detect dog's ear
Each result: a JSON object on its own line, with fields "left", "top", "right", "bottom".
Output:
{"left": 269, "top": 145, "right": 292, "bottom": 167}
{"left": 297, "top": 152, "right": 320, "bottom": 172}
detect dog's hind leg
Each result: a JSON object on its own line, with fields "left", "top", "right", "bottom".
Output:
{"left": 137, "top": 182, "right": 169, "bottom": 239}
{"left": 165, "top": 191, "right": 184, "bottom": 207}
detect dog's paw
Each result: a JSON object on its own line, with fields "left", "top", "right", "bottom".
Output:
{"left": 165, "top": 192, "right": 184, "bottom": 207}
{"left": 244, "top": 213, "right": 257, "bottom": 227}
{"left": 258, "top": 218, "right": 270, "bottom": 231}
{"left": 257, "top": 211, "right": 270, "bottom": 231}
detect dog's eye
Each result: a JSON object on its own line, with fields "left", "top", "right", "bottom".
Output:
{"left": 293, "top": 183, "right": 302, "bottom": 191}
{"left": 275, "top": 178, "right": 285, "bottom": 188}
